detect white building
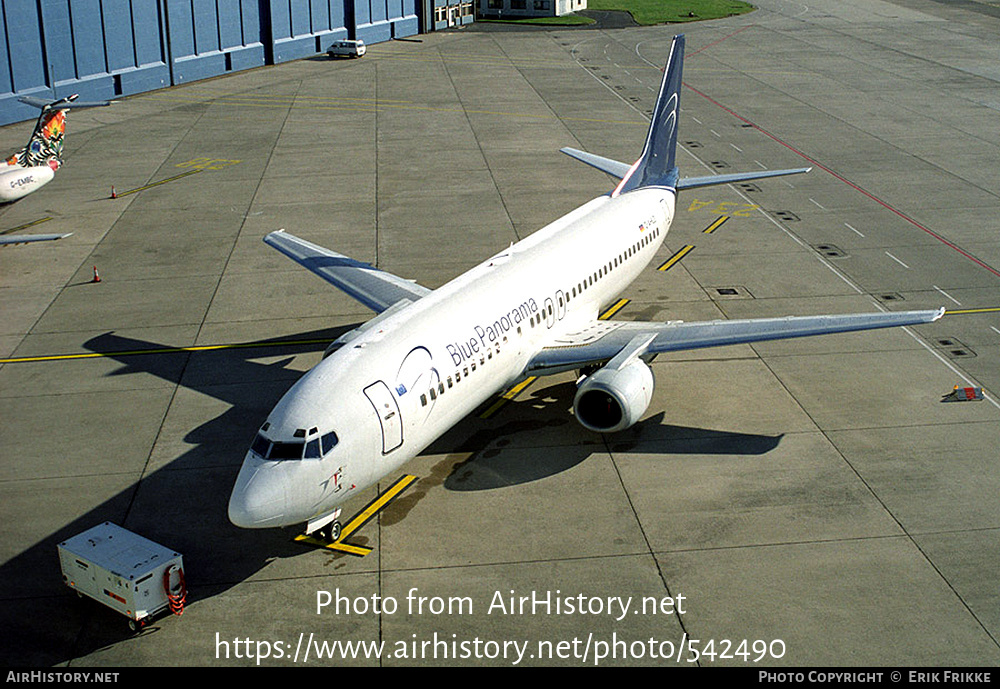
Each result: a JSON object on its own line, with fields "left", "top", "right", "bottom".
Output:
{"left": 479, "top": 0, "right": 587, "bottom": 19}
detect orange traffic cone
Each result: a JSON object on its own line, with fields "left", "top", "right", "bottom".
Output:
{"left": 91, "top": 266, "right": 101, "bottom": 283}
{"left": 110, "top": 186, "right": 117, "bottom": 199}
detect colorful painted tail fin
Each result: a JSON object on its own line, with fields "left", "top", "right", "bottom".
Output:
{"left": 8, "top": 94, "right": 111, "bottom": 169}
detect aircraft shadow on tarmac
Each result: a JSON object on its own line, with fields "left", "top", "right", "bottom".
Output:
{"left": 1, "top": 329, "right": 781, "bottom": 665}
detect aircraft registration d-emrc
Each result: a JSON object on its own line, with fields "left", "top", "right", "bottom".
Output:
{"left": 228, "top": 35, "right": 943, "bottom": 541}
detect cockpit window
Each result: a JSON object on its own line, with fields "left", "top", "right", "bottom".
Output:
{"left": 321, "top": 431, "right": 339, "bottom": 454}
{"left": 252, "top": 430, "right": 339, "bottom": 460}
{"left": 305, "top": 439, "right": 321, "bottom": 459}
{"left": 269, "top": 441, "right": 305, "bottom": 460}
{"left": 251, "top": 433, "right": 270, "bottom": 457}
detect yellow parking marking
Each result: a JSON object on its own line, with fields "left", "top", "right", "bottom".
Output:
{"left": 113, "top": 169, "right": 202, "bottom": 197}
{"left": 145, "top": 93, "right": 646, "bottom": 127}
{"left": 0, "top": 338, "right": 332, "bottom": 365}
{"left": 943, "top": 307, "right": 1000, "bottom": 315}
{"left": 1, "top": 216, "right": 52, "bottom": 235}
{"left": 175, "top": 158, "right": 242, "bottom": 171}
{"left": 295, "top": 474, "right": 417, "bottom": 557}
{"left": 658, "top": 245, "right": 694, "bottom": 271}
{"left": 479, "top": 376, "right": 537, "bottom": 419}
{"left": 702, "top": 216, "right": 729, "bottom": 234}
{"left": 599, "top": 299, "right": 629, "bottom": 320}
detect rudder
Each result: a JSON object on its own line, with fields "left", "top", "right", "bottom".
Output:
{"left": 7, "top": 94, "right": 112, "bottom": 170}
{"left": 614, "top": 34, "right": 685, "bottom": 196}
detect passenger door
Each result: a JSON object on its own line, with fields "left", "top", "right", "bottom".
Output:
{"left": 363, "top": 381, "right": 404, "bottom": 454}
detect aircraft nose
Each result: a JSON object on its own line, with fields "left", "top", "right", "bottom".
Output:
{"left": 228, "top": 456, "right": 289, "bottom": 528}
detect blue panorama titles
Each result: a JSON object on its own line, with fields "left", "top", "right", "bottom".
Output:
{"left": 445, "top": 297, "right": 540, "bottom": 367}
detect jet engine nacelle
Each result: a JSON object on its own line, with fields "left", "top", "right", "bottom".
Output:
{"left": 573, "top": 358, "right": 654, "bottom": 433}
{"left": 0, "top": 166, "right": 55, "bottom": 202}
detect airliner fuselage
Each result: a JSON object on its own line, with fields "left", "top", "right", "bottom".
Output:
{"left": 228, "top": 188, "right": 673, "bottom": 530}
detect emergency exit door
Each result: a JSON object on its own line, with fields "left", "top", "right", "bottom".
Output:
{"left": 364, "top": 381, "right": 403, "bottom": 454}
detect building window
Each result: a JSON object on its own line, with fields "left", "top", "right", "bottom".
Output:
{"left": 533, "top": 0, "right": 549, "bottom": 8}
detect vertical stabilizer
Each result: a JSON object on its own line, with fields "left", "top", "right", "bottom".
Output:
{"left": 6, "top": 94, "right": 111, "bottom": 171}
{"left": 6, "top": 96, "right": 77, "bottom": 170}
{"left": 614, "top": 34, "right": 685, "bottom": 196}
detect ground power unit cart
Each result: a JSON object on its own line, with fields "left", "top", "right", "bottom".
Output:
{"left": 58, "top": 522, "right": 186, "bottom": 631}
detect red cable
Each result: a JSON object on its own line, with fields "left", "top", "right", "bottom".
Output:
{"left": 164, "top": 566, "right": 186, "bottom": 616}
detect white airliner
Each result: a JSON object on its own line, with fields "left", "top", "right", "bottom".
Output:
{"left": 1, "top": 93, "right": 111, "bottom": 206}
{"left": 228, "top": 35, "right": 944, "bottom": 541}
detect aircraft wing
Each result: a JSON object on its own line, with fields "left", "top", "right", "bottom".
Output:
{"left": 526, "top": 308, "right": 946, "bottom": 376}
{"left": 559, "top": 146, "right": 810, "bottom": 190}
{"left": 0, "top": 233, "right": 72, "bottom": 246}
{"left": 263, "top": 230, "right": 432, "bottom": 313}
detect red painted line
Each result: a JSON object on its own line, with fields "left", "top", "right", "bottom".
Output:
{"left": 686, "top": 25, "right": 755, "bottom": 58}
{"left": 681, "top": 81, "right": 1000, "bottom": 279}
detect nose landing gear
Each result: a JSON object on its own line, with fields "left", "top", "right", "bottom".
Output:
{"left": 320, "top": 520, "right": 342, "bottom": 543}
{"left": 294, "top": 474, "right": 417, "bottom": 556}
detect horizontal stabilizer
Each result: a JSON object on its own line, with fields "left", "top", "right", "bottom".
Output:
{"left": 560, "top": 147, "right": 633, "bottom": 180}
{"left": 0, "top": 233, "right": 72, "bottom": 246}
{"left": 677, "top": 167, "right": 811, "bottom": 190}
{"left": 561, "top": 146, "right": 811, "bottom": 191}
{"left": 18, "top": 94, "right": 113, "bottom": 111}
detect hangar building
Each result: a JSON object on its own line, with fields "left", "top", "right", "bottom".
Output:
{"left": 0, "top": 0, "right": 475, "bottom": 126}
